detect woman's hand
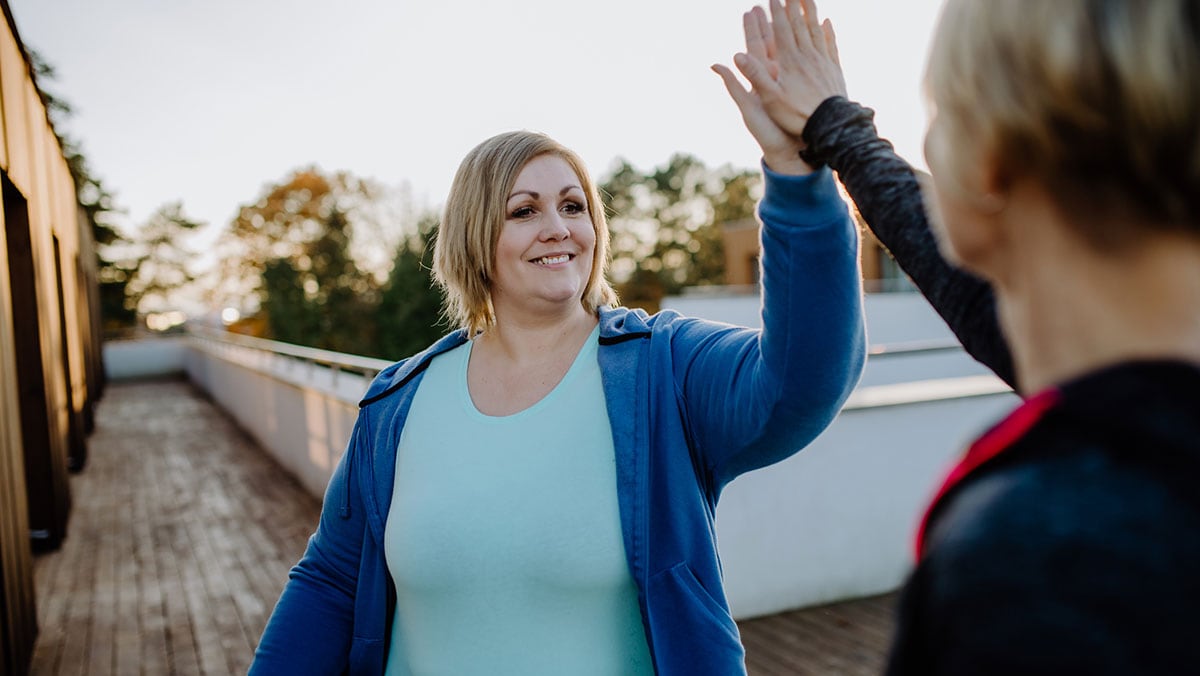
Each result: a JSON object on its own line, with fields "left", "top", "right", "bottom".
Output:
{"left": 729, "top": 0, "right": 847, "bottom": 139}
{"left": 713, "top": 7, "right": 809, "bottom": 175}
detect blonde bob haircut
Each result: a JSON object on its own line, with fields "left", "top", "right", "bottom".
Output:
{"left": 926, "top": 0, "right": 1200, "bottom": 242}
{"left": 433, "top": 131, "right": 618, "bottom": 336}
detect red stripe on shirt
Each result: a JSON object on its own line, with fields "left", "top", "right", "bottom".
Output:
{"left": 914, "top": 388, "right": 1062, "bottom": 559}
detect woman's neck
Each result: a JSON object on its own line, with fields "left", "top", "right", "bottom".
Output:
{"left": 478, "top": 304, "right": 598, "bottom": 366}
{"left": 995, "top": 226, "right": 1200, "bottom": 395}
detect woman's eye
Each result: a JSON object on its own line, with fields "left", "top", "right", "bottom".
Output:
{"left": 510, "top": 206, "right": 534, "bottom": 219}
{"left": 562, "top": 201, "right": 586, "bottom": 215}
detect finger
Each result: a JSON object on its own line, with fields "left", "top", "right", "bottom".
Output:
{"left": 751, "top": 6, "right": 780, "bottom": 80}
{"left": 786, "top": 0, "right": 814, "bottom": 51}
{"left": 744, "top": 10, "right": 768, "bottom": 64}
{"left": 712, "top": 63, "right": 753, "bottom": 108}
{"left": 800, "top": 0, "right": 824, "bottom": 53}
{"left": 770, "top": 0, "right": 799, "bottom": 54}
{"left": 752, "top": 6, "right": 776, "bottom": 64}
{"left": 822, "top": 19, "right": 841, "bottom": 67}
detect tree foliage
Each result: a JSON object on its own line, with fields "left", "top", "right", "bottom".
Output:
{"left": 601, "top": 154, "right": 760, "bottom": 311}
{"left": 126, "top": 201, "right": 203, "bottom": 314}
{"left": 257, "top": 207, "right": 379, "bottom": 355}
{"left": 372, "top": 215, "right": 446, "bottom": 360}
{"left": 215, "top": 167, "right": 389, "bottom": 310}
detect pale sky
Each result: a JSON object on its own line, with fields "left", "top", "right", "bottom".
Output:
{"left": 9, "top": 0, "right": 944, "bottom": 253}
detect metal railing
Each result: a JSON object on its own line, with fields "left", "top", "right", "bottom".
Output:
{"left": 187, "top": 326, "right": 394, "bottom": 390}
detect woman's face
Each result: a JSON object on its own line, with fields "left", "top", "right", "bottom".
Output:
{"left": 491, "top": 154, "right": 596, "bottom": 318}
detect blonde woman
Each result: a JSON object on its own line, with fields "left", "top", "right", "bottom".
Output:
{"left": 721, "top": 0, "right": 1200, "bottom": 672}
{"left": 250, "top": 69, "right": 866, "bottom": 674}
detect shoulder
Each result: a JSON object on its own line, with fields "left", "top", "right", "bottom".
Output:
{"left": 927, "top": 445, "right": 1200, "bottom": 581}
{"left": 359, "top": 330, "right": 468, "bottom": 406}
{"left": 910, "top": 446, "right": 1200, "bottom": 672}
{"left": 599, "top": 304, "right": 740, "bottom": 340}
{"left": 930, "top": 443, "right": 1200, "bottom": 555}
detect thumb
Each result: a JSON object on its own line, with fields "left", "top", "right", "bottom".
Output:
{"left": 712, "top": 63, "right": 752, "bottom": 108}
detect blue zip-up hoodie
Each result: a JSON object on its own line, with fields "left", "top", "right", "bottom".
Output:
{"left": 250, "top": 166, "right": 866, "bottom": 675}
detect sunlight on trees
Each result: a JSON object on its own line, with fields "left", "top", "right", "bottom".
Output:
{"left": 602, "top": 154, "right": 760, "bottom": 312}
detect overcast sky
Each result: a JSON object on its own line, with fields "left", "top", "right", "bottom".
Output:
{"left": 9, "top": 0, "right": 944, "bottom": 251}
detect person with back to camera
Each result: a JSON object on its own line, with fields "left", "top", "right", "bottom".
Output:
{"left": 715, "top": 0, "right": 1200, "bottom": 672}
{"left": 248, "top": 35, "right": 867, "bottom": 675}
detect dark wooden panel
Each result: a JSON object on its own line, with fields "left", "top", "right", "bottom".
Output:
{"left": 52, "top": 236, "right": 87, "bottom": 472}
{"left": 3, "top": 174, "right": 70, "bottom": 551}
{"left": 0, "top": 175, "right": 38, "bottom": 676}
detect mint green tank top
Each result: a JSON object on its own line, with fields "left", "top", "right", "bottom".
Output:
{"left": 383, "top": 327, "right": 654, "bottom": 675}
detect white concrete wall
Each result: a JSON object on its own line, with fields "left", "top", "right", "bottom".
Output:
{"left": 717, "top": 390, "right": 1017, "bottom": 619}
{"left": 103, "top": 337, "right": 189, "bottom": 381}
{"left": 667, "top": 290, "right": 1017, "bottom": 617}
{"left": 184, "top": 339, "right": 365, "bottom": 499}
{"left": 666, "top": 290, "right": 995, "bottom": 387}
{"left": 666, "top": 289, "right": 956, "bottom": 344}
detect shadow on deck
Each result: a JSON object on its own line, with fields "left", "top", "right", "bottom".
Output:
{"left": 29, "top": 380, "right": 896, "bottom": 675}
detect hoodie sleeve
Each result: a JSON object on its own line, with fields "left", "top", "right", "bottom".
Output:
{"left": 673, "top": 165, "right": 867, "bottom": 487}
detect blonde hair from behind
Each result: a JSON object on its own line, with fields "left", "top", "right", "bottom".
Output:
{"left": 925, "top": 0, "right": 1200, "bottom": 243}
{"left": 432, "top": 131, "right": 618, "bottom": 336}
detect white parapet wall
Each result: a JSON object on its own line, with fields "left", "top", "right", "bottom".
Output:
{"left": 716, "top": 381, "right": 1016, "bottom": 619}
{"left": 104, "top": 336, "right": 190, "bottom": 381}
{"left": 667, "top": 290, "right": 1018, "bottom": 617}
{"left": 184, "top": 333, "right": 379, "bottom": 499}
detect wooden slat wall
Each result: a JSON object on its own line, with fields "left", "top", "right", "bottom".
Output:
{"left": 0, "top": 0, "right": 102, "bottom": 671}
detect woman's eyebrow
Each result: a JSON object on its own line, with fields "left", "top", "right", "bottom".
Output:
{"left": 507, "top": 185, "right": 583, "bottom": 201}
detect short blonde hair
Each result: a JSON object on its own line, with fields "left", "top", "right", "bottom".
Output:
{"left": 926, "top": 0, "right": 1200, "bottom": 241}
{"left": 432, "top": 131, "right": 618, "bottom": 335}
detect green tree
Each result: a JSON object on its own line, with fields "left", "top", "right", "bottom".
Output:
{"left": 216, "top": 167, "right": 389, "bottom": 310}
{"left": 75, "top": 150, "right": 137, "bottom": 332}
{"left": 260, "top": 258, "right": 317, "bottom": 345}
{"left": 305, "top": 209, "right": 377, "bottom": 354}
{"left": 601, "top": 154, "right": 760, "bottom": 311}
{"left": 258, "top": 207, "right": 378, "bottom": 353}
{"left": 371, "top": 214, "right": 446, "bottom": 360}
{"left": 126, "top": 201, "right": 203, "bottom": 314}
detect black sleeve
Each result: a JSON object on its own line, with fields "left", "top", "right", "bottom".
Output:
{"left": 801, "top": 96, "right": 1017, "bottom": 389}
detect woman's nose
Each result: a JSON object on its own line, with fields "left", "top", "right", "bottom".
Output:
{"left": 540, "top": 212, "right": 571, "bottom": 240}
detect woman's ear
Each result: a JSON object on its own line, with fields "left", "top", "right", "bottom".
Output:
{"left": 973, "top": 143, "right": 1011, "bottom": 217}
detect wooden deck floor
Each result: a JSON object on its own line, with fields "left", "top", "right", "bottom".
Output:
{"left": 29, "top": 379, "right": 896, "bottom": 675}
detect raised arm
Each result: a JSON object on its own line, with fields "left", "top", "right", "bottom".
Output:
{"left": 700, "top": 15, "right": 865, "bottom": 486}
{"left": 732, "top": 0, "right": 1016, "bottom": 388}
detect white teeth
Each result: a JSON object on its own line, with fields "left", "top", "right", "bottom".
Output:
{"left": 536, "top": 255, "right": 570, "bottom": 265}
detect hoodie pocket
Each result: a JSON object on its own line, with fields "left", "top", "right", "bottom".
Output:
{"left": 649, "top": 562, "right": 745, "bottom": 674}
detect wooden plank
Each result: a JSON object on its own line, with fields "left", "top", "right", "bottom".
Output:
{"left": 739, "top": 593, "right": 897, "bottom": 675}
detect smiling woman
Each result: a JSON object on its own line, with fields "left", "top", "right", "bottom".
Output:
{"left": 249, "top": 117, "right": 867, "bottom": 673}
